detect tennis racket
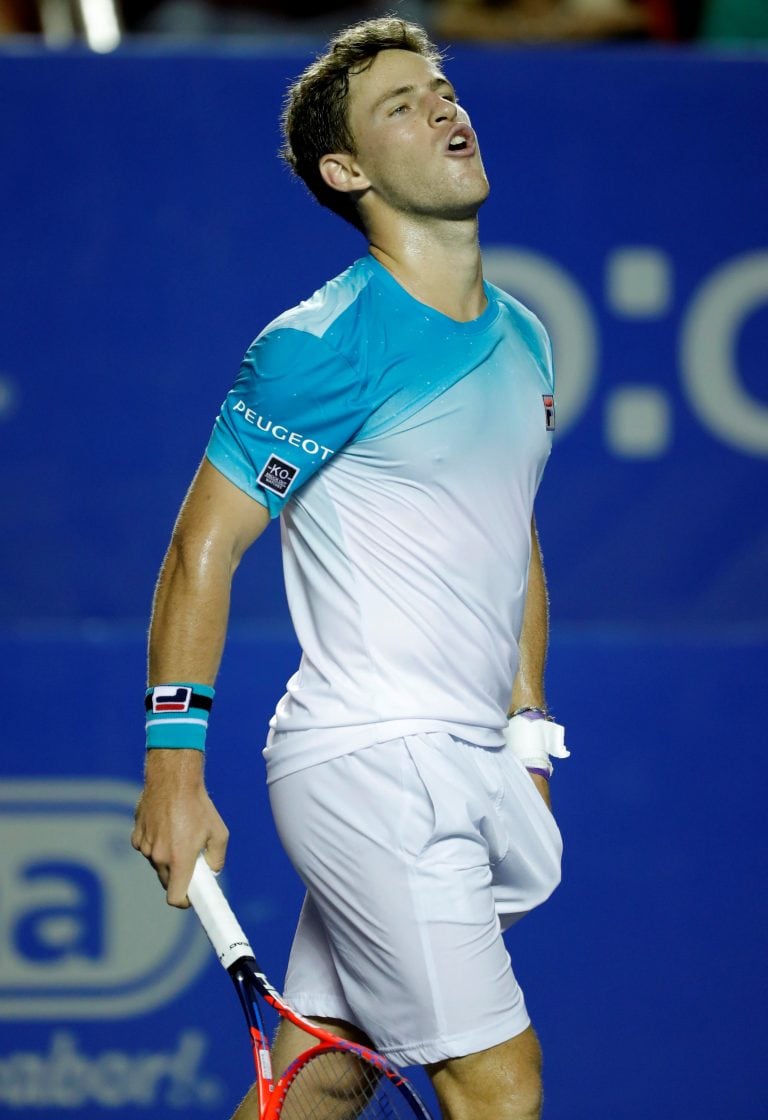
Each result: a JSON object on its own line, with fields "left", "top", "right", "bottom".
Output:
{"left": 188, "top": 854, "right": 436, "bottom": 1120}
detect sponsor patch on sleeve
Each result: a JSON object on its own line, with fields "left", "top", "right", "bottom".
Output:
{"left": 257, "top": 455, "right": 300, "bottom": 498}
{"left": 542, "top": 394, "right": 556, "bottom": 432}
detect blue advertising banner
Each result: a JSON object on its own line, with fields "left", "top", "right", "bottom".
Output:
{"left": 0, "top": 45, "right": 766, "bottom": 627}
{"left": 0, "top": 43, "right": 766, "bottom": 1120}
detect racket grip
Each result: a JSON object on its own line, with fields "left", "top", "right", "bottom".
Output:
{"left": 188, "top": 853, "right": 256, "bottom": 970}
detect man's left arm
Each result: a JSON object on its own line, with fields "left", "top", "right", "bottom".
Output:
{"left": 509, "top": 514, "right": 552, "bottom": 809}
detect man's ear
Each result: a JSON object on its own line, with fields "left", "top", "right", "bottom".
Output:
{"left": 319, "top": 153, "right": 371, "bottom": 195}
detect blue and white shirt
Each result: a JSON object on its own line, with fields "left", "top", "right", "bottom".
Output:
{"left": 206, "top": 255, "right": 555, "bottom": 780}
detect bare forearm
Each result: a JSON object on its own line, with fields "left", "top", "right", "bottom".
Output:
{"left": 135, "top": 535, "right": 235, "bottom": 903}
{"left": 148, "top": 535, "right": 233, "bottom": 686}
{"left": 144, "top": 534, "right": 232, "bottom": 780}
{"left": 510, "top": 516, "right": 549, "bottom": 714}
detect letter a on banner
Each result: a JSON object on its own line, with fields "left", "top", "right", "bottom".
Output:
{"left": 13, "top": 862, "right": 104, "bottom": 962}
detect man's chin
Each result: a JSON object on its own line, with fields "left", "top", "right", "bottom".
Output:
{"left": 438, "top": 193, "right": 489, "bottom": 222}
{"left": 417, "top": 183, "right": 490, "bottom": 221}
{"left": 445, "top": 180, "right": 491, "bottom": 220}
{"left": 381, "top": 181, "right": 490, "bottom": 225}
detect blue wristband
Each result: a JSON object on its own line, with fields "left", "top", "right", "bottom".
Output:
{"left": 145, "top": 683, "right": 215, "bottom": 751}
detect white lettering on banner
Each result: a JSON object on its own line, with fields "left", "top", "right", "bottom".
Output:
{"left": 231, "top": 400, "right": 333, "bottom": 460}
{"left": 681, "top": 250, "right": 768, "bottom": 457}
{"left": 0, "top": 1030, "right": 223, "bottom": 1109}
{"left": 0, "top": 780, "right": 210, "bottom": 1019}
{"left": 484, "top": 244, "right": 767, "bottom": 460}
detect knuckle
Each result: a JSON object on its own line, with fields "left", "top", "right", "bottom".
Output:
{"left": 167, "top": 896, "right": 189, "bottom": 910}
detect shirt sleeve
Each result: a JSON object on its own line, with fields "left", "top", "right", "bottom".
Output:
{"left": 523, "top": 308, "right": 554, "bottom": 395}
{"left": 541, "top": 323, "right": 555, "bottom": 395}
{"left": 205, "top": 327, "right": 369, "bottom": 517}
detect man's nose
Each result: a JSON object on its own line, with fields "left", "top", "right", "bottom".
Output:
{"left": 428, "top": 93, "right": 458, "bottom": 126}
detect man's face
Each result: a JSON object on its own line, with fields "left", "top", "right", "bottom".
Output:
{"left": 343, "top": 49, "right": 490, "bottom": 222}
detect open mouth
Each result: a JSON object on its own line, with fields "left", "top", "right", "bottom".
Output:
{"left": 445, "top": 126, "right": 476, "bottom": 157}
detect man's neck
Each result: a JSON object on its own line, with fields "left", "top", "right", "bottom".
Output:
{"left": 367, "top": 214, "right": 486, "bottom": 323}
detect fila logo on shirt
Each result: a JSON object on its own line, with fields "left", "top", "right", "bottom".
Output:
{"left": 542, "top": 395, "right": 556, "bottom": 431}
{"left": 258, "top": 455, "right": 300, "bottom": 497}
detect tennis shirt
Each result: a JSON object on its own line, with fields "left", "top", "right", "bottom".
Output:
{"left": 205, "top": 255, "right": 555, "bottom": 781}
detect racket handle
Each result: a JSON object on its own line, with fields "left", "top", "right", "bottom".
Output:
{"left": 188, "top": 853, "right": 256, "bottom": 970}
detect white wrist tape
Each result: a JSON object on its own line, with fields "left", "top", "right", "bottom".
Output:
{"left": 503, "top": 715, "right": 570, "bottom": 776}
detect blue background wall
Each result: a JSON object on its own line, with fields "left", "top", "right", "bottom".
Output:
{"left": 0, "top": 43, "right": 766, "bottom": 1118}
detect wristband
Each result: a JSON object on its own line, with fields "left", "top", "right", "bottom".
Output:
{"left": 504, "top": 712, "right": 569, "bottom": 777}
{"left": 145, "top": 683, "right": 215, "bottom": 751}
{"left": 512, "top": 706, "right": 552, "bottom": 722}
{"left": 525, "top": 767, "right": 552, "bottom": 780}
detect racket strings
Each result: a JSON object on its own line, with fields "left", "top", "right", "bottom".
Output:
{"left": 276, "top": 1048, "right": 416, "bottom": 1119}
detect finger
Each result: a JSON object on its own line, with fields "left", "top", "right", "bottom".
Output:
{"left": 131, "top": 794, "right": 145, "bottom": 840}
{"left": 130, "top": 827, "right": 154, "bottom": 861}
{"left": 141, "top": 846, "right": 171, "bottom": 890}
{"left": 155, "top": 862, "right": 171, "bottom": 892}
{"left": 130, "top": 817, "right": 146, "bottom": 850}
{"left": 166, "top": 848, "right": 197, "bottom": 909}
{"left": 204, "top": 824, "right": 229, "bottom": 873}
{"left": 136, "top": 854, "right": 172, "bottom": 898}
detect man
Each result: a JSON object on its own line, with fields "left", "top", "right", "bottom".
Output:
{"left": 132, "top": 18, "right": 566, "bottom": 1120}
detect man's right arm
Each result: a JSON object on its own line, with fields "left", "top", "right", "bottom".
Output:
{"left": 131, "top": 457, "right": 270, "bottom": 908}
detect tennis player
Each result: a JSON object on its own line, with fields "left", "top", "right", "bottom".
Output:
{"left": 132, "top": 18, "right": 567, "bottom": 1120}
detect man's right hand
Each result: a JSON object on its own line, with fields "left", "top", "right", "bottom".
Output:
{"left": 131, "top": 748, "right": 229, "bottom": 908}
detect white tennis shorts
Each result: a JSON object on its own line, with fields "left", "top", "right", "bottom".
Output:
{"left": 268, "top": 732, "right": 563, "bottom": 1067}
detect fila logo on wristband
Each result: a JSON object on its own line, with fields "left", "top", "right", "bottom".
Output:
{"left": 151, "top": 686, "right": 192, "bottom": 713}
{"left": 145, "top": 684, "right": 214, "bottom": 751}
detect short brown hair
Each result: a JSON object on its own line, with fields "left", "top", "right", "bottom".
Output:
{"left": 281, "top": 17, "right": 443, "bottom": 231}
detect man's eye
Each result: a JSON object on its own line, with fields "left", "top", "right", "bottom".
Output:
{"left": 390, "top": 104, "right": 409, "bottom": 116}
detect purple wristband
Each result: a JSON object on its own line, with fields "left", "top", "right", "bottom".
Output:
{"left": 526, "top": 767, "right": 551, "bottom": 780}
{"left": 513, "top": 706, "right": 552, "bottom": 722}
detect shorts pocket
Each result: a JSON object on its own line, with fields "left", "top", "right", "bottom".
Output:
{"left": 397, "top": 737, "right": 439, "bottom": 859}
